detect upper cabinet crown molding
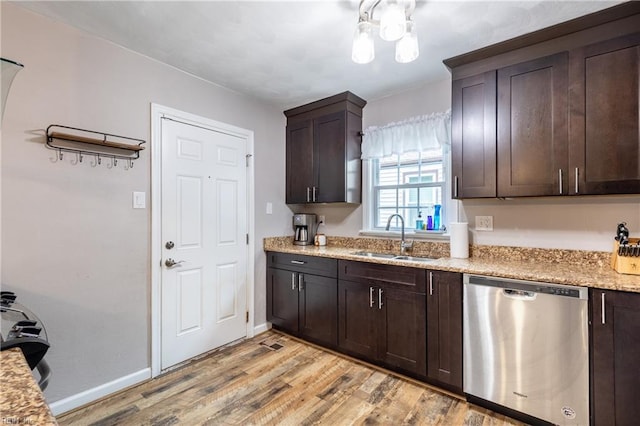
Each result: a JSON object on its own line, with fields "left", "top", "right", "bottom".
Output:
{"left": 446, "top": 2, "right": 640, "bottom": 199}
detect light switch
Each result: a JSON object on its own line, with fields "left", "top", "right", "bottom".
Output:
{"left": 133, "top": 192, "right": 146, "bottom": 209}
{"left": 266, "top": 202, "right": 273, "bottom": 215}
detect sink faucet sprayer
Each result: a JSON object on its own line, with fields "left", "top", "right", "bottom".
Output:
{"left": 385, "top": 214, "right": 413, "bottom": 254}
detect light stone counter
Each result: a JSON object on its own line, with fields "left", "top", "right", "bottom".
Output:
{"left": 264, "top": 236, "right": 640, "bottom": 293}
{"left": 0, "top": 348, "right": 57, "bottom": 425}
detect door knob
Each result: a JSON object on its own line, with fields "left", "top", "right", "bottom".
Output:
{"left": 165, "top": 241, "right": 175, "bottom": 249}
{"left": 165, "top": 258, "right": 185, "bottom": 268}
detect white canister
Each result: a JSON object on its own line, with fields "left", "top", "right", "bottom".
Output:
{"left": 449, "top": 222, "right": 469, "bottom": 258}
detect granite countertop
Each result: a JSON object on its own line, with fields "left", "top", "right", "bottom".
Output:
{"left": 264, "top": 236, "right": 640, "bottom": 293}
{"left": 0, "top": 348, "right": 57, "bottom": 425}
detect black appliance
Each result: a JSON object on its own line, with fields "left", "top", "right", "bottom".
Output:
{"left": 1, "top": 291, "right": 51, "bottom": 390}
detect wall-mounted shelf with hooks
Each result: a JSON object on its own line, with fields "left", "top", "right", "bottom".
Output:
{"left": 46, "top": 125, "right": 146, "bottom": 169}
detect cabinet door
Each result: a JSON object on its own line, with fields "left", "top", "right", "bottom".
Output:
{"left": 426, "top": 271, "right": 463, "bottom": 392}
{"left": 338, "top": 280, "right": 377, "bottom": 360}
{"left": 299, "top": 273, "right": 338, "bottom": 347}
{"left": 569, "top": 34, "right": 640, "bottom": 195}
{"left": 378, "top": 286, "right": 427, "bottom": 377}
{"left": 591, "top": 289, "right": 640, "bottom": 426}
{"left": 286, "top": 120, "right": 314, "bottom": 204}
{"left": 313, "top": 111, "right": 347, "bottom": 203}
{"left": 266, "top": 268, "right": 299, "bottom": 333}
{"left": 497, "top": 53, "right": 569, "bottom": 197}
{"left": 451, "top": 71, "right": 497, "bottom": 198}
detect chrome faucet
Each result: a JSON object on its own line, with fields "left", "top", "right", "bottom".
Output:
{"left": 385, "top": 214, "right": 413, "bottom": 254}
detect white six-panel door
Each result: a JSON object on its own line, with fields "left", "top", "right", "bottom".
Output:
{"left": 160, "top": 117, "right": 248, "bottom": 370}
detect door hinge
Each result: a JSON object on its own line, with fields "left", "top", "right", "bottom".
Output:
{"left": 245, "top": 153, "right": 252, "bottom": 167}
{"left": 246, "top": 311, "right": 249, "bottom": 323}
{"left": 246, "top": 234, "right": 249, "bottom": 245}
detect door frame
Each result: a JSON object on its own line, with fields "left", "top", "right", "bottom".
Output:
{"left": 150, "top": 103, "right": 255, "bottom": 377}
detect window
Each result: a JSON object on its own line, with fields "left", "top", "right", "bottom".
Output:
{"left": 360, "top": 111, "right": 451, "bottom": 235}
{"left": 369, "top": 146, "right": 447, "bottom": 231}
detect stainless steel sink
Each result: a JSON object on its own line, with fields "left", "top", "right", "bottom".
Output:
{"left": 352, "top": 251, "right": 437, "bottom": 263}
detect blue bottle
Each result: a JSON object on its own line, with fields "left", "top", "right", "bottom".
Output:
{"left": 433, "top": 204, "right": 441, "bottom": 231}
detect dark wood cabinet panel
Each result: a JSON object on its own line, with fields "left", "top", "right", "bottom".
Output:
{"left": 285, "top": 120, "right": 314, "bottom": 204}
{"left": 314, "top": 111, "right": 347, "bottom": 203}
{"left": 378, "top": 286, "right": 426, "bottom": 377}
{"left": 338, "top": 279, "right": 377, "bottom": 360}
{"left": 266, "top": 267, "right": 299, "bottom": 334}
{"left": 338, "top": 260, "right": 427, "bottom": 379}
{"left": 299, "top": 273, "right": 338, "bottom": 346}
{"left": 426, "top": 271, "right": 463, "bottom": 393}
{"left": 569, "top": 33, "right": 640, "bottom": 195}
{"left": 451, "top": 71, "right": 497, "bottom": 198}
{"left": 284, "top": 92, "right": 365, "bottom": 204}
{"left": 591, "top": 289, "right": 640, "bottom": 426}
{"left": 497, "top": 53, "right": 569, "bottom": 197}
{"left": 266, "top": 253, "right": 338, "bottom": 348}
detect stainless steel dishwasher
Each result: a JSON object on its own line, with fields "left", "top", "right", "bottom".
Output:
{"left": 463, "top": 274, "right": 589, "bottom": 425}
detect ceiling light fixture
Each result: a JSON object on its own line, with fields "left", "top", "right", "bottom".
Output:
{"left": 352, "top": 0, "right": 418, "bottom": 64}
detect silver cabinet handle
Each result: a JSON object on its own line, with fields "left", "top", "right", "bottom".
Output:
{"left": 575, "top": 167, "right": 579, "bottom": 194}
{"left": 298, "top": 274, "right": 304, "bottom": 292}
{"left": 454, "top": 176, "right": 459, "bottom": 198}
{"left": 306, "top": 187, "right": 311, "bottom": 203}
{"left": 558, "top": 169, "right": 563, "bottom": 194}
{"left": 369, "top": 287, "right": 375, "bottom": 308}
{"left": 601, "top": 292, "right": 606, "bottom": 325}
{"left": 290, "top": 260, "right": 306, "bottom": 265}
{"left": 429, "top": 272, "right": 434, "bottom": 296}
{"left": 291, "top": 273, "right": 296, "bottom": 291}
{"left": 165, "top": 258, "right": 185, "bottom": 268}
{"left": 313, "top": 186, "right": 317, "bottom": 202}
{"left": 378, "top": 288, "right": 384, "bottom": 310}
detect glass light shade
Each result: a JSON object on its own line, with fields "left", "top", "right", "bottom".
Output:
{"left": 379, "top": 1, "right": 407, "bottom": 41}
{"left": 352, "top": 21, "right": 375, "bottom": 64}
{"left": 395, "top": 21, "right": 419, "bottom": 63}
{"left": 1, "top": 58, "right": 24, "bottom": 122}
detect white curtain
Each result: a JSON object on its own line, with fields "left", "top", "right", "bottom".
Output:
{"left": 361, "top": 110, "right": 451, "bottom": 159}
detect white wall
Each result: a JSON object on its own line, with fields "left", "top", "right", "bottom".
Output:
{"left": 309, "top": 79, "right": 640, "bottom": 251}
{"left": 1, "top": 2, "right": 289, "bottom": 405}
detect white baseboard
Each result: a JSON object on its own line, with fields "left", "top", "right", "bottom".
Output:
{"left": 49, "top": 368, "right": 151, "bottom": 416}
{"left": 253, "top": 322, "right": 271, "bottom": 335}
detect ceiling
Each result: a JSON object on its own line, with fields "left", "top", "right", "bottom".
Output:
{"left": 14, "top": 0, "right": 624, "bottom": 109}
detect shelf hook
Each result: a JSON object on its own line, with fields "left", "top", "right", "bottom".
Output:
{"left": 58, "top": 149, "right": 63, "bottom": 161}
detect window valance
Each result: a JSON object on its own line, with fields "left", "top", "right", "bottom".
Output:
{"left": 361, "top": 110, "right": 451, "bottom": 159}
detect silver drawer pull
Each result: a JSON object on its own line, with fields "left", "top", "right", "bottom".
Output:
{"left": 601, "top": 292, "right": 606, "bottom": 325}
{"left": 369, "top": 287, "right": 374, "bottom": 308}
{"left": 291, "top": 273, "right": 296, "bottom": 291}
{"left": 290, "top": 260, "right": 306, "bottom": 265}
{"left": 378, "top": 288, "right": 384, "bottom": 310}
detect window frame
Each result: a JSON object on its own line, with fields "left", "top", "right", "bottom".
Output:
{"left": 361, "top": 144, "right": 455, "bottom": 239}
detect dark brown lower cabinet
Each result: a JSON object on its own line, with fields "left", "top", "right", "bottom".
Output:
{"left": 426, "top": 270, "right": 463, "bottom": 393}
{"left": 266, "top": 252, "right": 338, "bottom": 347}
{"left": 338, "top": 260, "right": 427, "bottom": 378}
{"left": 591, "top": 288, "right": 640, "bottom": 426}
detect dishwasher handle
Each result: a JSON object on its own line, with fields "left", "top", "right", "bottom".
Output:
{"left": 503, "top": 288, "right": 536, "bottom": 300}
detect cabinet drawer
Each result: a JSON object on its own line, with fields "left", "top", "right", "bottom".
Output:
{"left": 339, "top": 260, "right": 426, "bottom": 293}
{"left": 267, "top": 252, "right": 337, "bottom": 278}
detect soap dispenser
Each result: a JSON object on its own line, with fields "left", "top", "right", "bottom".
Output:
{"left": 416, "top": 211, "right": 423, "bottom": 230}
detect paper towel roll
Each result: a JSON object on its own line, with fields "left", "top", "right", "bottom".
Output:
{"left": 449, "top": 222, "right": 469, "bottom": 259}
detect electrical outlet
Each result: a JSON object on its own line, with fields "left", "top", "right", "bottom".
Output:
{"left": 475, "top": 215, "right": 493, "bottom": 231}
{"left": 318, "top": 215, "right": 325, "bottom": 225}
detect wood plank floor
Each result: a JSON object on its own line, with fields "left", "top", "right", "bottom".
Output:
{"left": 57, "top": 331, "right": 524, "bottom": 426}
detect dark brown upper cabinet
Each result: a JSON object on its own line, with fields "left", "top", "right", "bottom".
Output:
{"left": 569, "top": 34, "right": 640, "bottom": 195}
{"left": 445, "top": 2, "right": 640, "bottom": 198}
{"left": 497, "top": 53, "right": 569, "bottom": 197}
{"left": 451, "top": 71, "right": 497, "bottom": 199}
{"left": 284, "top": 92, "right": 366, "bottom": 204}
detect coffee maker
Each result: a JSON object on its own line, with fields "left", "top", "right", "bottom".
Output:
{"left": 293, "top": 213, "right": 317, "bottom": 246}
